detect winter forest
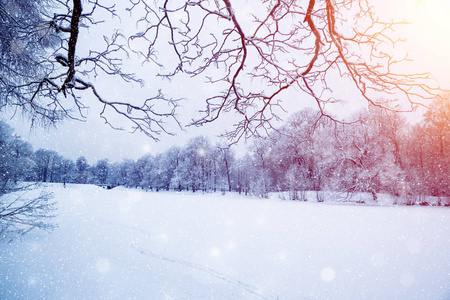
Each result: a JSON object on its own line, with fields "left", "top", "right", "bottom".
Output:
{"left": 2, "top": 100, "right": 450, "bottom": 204}
{"left": 1, "top": 0, "right": 450, "bottom": 299}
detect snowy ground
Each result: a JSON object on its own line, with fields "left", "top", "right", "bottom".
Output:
{"left": 1, "top": 184, "right": 449, "bottom": 300}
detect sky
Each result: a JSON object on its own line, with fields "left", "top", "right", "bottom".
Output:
{"left": 2, "top": 0, "right": 450, "bottom": 164}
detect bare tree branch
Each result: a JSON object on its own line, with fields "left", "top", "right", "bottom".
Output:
{"left": 1, "top": 0, "right": 181, "bottom": 140}
{"left": 0, "top": 184, "right": 56, "bottom": 243}
{"left": 126, "top": 0, "right": 442, "bottom": 142}
{"left": 1, "top": 0, "right": 444, "bottom": 143}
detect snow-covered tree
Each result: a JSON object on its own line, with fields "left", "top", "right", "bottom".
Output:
{"left": 153, "top": 147, "right": 180, "bottom": 191}
{"left": 270, "top": 109, "right": 327, "bottom": 200}
{"left": 93, "top": 159, "right": 109, "bottom": 185}
{"left": 249, "top": 139, "right": 272, "bottom": 198}
{"left": 60, "top": 158, "right": 75, "bottom": 186}
{"left": 33, "top": 149, "right": 60, "bottom": 183}
{"left": 235, "top": 154, "right": 254, "bottom": 196}
{"left": 0, "top": 121, "right": 55, "bottom": 242}
{"left": 75, "top": 156, "right": 89, "bottom": 184}
{"left": 2, "top": 133, "right": 35, "bottom": 184}
{"left": 172, "top": 137, "right": 213, "bottom": 192}
{"left": 404, "top": 97, "right": 450, "bottom": 199}
{"left": 116, "top": 159, "right": 141, "bottom": 188}
{"left": 217, "top": 146, "right": 236, "bottom": 193}
{"left": 106, "top": 163, "right": 123, "bottom": 187}
{"left": 138, "top": 155, "right": 154, "bottom": 190}
{"left": 331, "top": 108, "right": 404, "bottom": 202}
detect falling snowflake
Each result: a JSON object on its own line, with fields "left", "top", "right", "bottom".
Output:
{"left": 320, "top": 267, "right": 336, "bottom": 283}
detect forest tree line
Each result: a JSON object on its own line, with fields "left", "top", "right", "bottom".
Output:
{"left": 1, "top": 97, "right": 449, "bottom": 205}
{"left": 0, "top": 0, "right": 445, "bottom": 242}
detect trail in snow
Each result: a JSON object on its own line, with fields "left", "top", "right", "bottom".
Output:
{"left": 3, "top": 185, "right": 448, "bottom": 299}
{"left": 131, "top": 244, "right": 270, "bottom": 300}
{"left": 97, "top": 218, "right": 277, "bottom": 300}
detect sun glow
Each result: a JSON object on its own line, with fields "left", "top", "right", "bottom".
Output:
{"left": 409, "top": 0, "right": 450, "bottom": 53}
{"left": 379, "top": 0, "right": 450, "bottom": 89}
{"left": 415, "top": 0, "right": 450, "bottom": 32}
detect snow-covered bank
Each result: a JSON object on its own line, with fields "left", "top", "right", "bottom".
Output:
{"left": 1, "top": 184, "right": 449, "bottom": 299}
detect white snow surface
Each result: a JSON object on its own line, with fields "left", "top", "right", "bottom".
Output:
{"left": 1, "top": 184, "right": 449, "bottom": 299}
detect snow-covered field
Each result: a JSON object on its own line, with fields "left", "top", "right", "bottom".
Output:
{"left": 1, "top": 184, "right": 449, "bottom": 300}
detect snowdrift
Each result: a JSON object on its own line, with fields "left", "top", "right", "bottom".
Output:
{"left": 1, "top": 184, "right": 449, "bottom": 299}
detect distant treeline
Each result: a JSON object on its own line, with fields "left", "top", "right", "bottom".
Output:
{"left": 1, "top": 98, "right": 449, "bottom": 205}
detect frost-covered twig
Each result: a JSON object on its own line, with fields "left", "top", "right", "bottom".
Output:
{"left": 0, "top": 185, "right": 57, "bottom": 243}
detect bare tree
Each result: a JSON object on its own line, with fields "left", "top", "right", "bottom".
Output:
{"left": 218, "top": 146, "right": 235, "bottom": 192}
{"left": 33, "top": 148, "right": 60, "bottom": 182}
{"left": 1, "top": 0, "right": 442, "bottom": 141}
{"left": 0, "top": 0, "right": 445, "bottom": 240}
{"left": 126, "top": 0, "right": 440, "bottom": 141}
{"left": 1, "top": 1, "right": 55, "bottom": 113}
{"left": 0, "top": 121, "right": 55, "bottom": 242}
{"left": 75, "top": 156, "right": 89, "bottom": 184}
{"left": 331, "top": 108, "right": 404, "bottom": 202}
{"left": 406, "top": 96, "right": 450, "bottom": 198}
{"left": 0, "top": 186, "right": 56, "bottom": 243}
{"left": 1, "top": 0, "right": 180, "bottom": 140}
{"left": 250, "top": 138, "right": 271, "bottom": 198}
{"left": 270, "top": 109, "right": 330, "bottom": 200}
